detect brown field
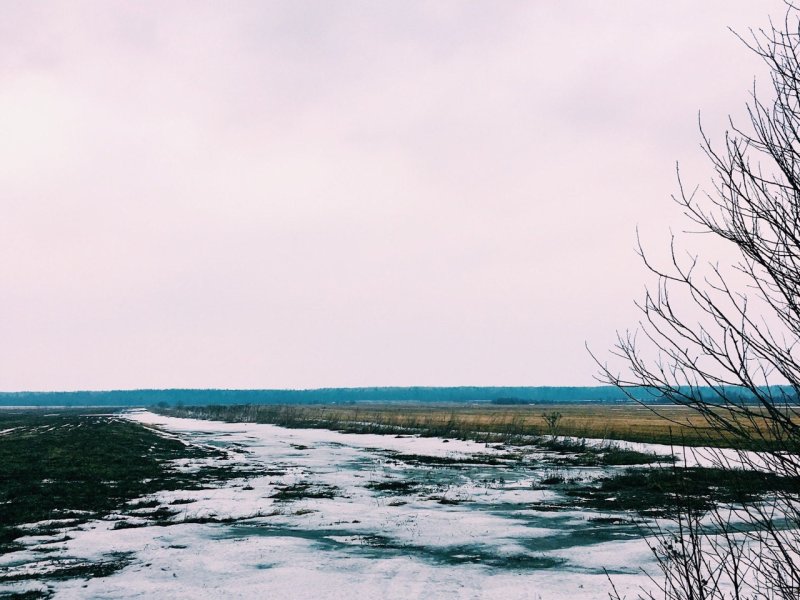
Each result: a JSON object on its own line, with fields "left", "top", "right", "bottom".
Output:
{"left": 166, "top": 402, "right": 775, "bottom": 447}
{"left": 292, "top": 403, "right": 726, "bottom": 445}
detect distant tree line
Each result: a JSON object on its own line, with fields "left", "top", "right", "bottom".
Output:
{"left": 0, "top": 385, "right": 790, "bottom": 407}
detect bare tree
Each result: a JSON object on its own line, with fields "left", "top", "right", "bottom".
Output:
{"left": 597, "top": 7, "right": 800, "bottom": 599}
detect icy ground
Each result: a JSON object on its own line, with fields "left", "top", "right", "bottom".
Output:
{"left": 1, "top": 410, "right": 666, "bottom": 599}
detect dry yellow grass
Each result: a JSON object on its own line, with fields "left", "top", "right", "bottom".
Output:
{"left": 219, "top": 403, "right": 757, "bottom": 446}
{"left": 306, "top": 403, "right": 718, "bottom": 444}
{"left": 172, "top": 402, "right": 791, "bottom": 447}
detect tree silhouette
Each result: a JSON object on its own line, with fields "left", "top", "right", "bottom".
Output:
{"left": 597, "top": 7, "right": 800, "bottom": 599}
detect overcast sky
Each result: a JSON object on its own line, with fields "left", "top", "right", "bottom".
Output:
{"left": 0, "top": 1, "right": 788, "bottom": 391}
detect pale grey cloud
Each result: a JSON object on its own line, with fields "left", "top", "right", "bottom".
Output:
{"left": 0, "top": 1, "right": 786, "bottom": 390}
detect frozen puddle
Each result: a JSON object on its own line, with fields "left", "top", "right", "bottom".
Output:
{"left": 2, "top": 411, "right": 662, "bottom": 599}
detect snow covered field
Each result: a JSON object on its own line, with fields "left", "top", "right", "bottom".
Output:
{"left": 1, "top": 410, "right": 667, "bottom": 599}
